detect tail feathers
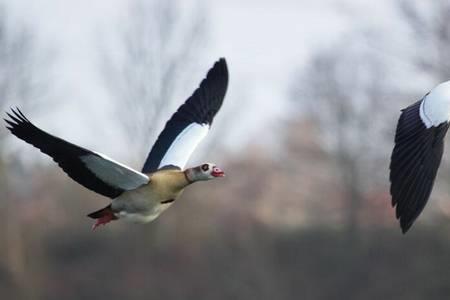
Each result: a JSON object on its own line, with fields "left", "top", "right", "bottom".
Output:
{"left": 87, "top": 205, "right": 118, "bottom": 220}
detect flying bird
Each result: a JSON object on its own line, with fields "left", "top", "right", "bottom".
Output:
{"left": 390, "top": 81, "right": 450, "bottom": 233}
{"left": 5, "top": 58, "right": 228, "bottom": 230}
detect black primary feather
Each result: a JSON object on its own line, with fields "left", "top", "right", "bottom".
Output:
{"left": 141, "top": 58, "right": 229, "bottom": 173}
{"left": 389, "top": 99, "right": 449, "bottom": 233}
{"left": 4, "top": 108, "right": 124, "bottom": 198}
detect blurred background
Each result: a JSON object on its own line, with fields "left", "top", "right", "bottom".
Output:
{"left": 1, "top": 0, "right": 450, "bottom": 299}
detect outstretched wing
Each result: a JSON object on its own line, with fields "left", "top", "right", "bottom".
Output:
{"left": 5, "top": 108, "right": 149, "bottom": 199}
{"left": 389, "top": 99, "right": 449, "bottom": 233}
{"left": 141, "top": 58, "right": 229, "bottom": 173}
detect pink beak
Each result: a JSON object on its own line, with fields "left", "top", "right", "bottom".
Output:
{"left": 211, "top": 167, "right": 225, "bottom": 177}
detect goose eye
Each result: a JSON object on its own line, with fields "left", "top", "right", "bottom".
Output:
{"left": 201, "top": 164, "right": 209, "bottom": 171}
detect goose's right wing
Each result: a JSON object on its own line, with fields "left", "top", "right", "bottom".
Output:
{"left": 141, "top": 58, "right": 229, "bottom": 173}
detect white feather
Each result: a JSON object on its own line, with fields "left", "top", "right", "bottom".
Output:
{"left": 158, "top": 123, "right": 209, "bottom": 169}
{"left": 80, "top": 152, "right": 149, "bottom": 190}
{"left": 420, "top": 81, "right": 450, "bottom": 128}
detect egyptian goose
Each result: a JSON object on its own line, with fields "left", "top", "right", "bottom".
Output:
{"left": 390, "top": 81, "right": 450, "bottom": 233}
{"left": 5, "top": 58, "right": 228, "bottom": 229}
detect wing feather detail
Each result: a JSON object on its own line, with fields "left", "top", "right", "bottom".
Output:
{"left": 5, "top": 108, "right": 149, "bottom": 198}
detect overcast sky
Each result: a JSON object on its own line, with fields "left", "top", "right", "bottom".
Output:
{"left": 2, "top": 0, "right": 396, "bottom": 162}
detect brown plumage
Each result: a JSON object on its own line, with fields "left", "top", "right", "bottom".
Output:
{"left": 89, "top": 164, "right": 224, "bottom": 229}
{"left": 4, "top": 58, "right": 228, "bottom": 230}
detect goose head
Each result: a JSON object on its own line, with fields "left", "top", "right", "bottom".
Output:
{"left": 186, "top": 163, "right": 225, "bottom": 182}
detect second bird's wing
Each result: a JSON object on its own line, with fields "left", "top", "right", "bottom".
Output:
{"left": 390, "top": 99, "right": 449, "bottom": 233}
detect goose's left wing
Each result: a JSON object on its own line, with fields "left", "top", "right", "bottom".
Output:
{"left": 5, "top": 108, "right": 149, "bottom": 199}
{"left": 141, "top": 58, "right": 229, "bottom": 173}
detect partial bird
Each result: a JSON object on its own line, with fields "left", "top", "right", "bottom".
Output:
{"left": 5, "top": 58, "right": 228, "bottom": 230}
{"left": 390, "top": 81, "right": 450, "bottom": 233}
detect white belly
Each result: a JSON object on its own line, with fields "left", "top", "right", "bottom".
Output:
{"left": 117, "top": 209, "right": 167, "bottom": 223}
{"left": 111, "top": 187, "right": 174, "bottom": 224}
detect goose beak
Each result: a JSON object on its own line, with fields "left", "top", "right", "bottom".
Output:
{"left": 211, "top": 167, "right": 225, "bottom": 177}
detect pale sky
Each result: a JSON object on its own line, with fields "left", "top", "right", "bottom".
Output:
{"left": 2, "top": 0, "right": 396, "bottom": 163}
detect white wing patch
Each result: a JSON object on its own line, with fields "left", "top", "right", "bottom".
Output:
{"left": 420, "top": 81, "right": 450, "bottom": 128}
{"left": 158, "top": 123, "right": 209, "bottom": 169}
{"left": 81, "top": 152, "right": 149, "bottom": 190}
{"left": 419, "top": 98, "right": 432, "bottom": 128}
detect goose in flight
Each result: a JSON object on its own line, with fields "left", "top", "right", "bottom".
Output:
{"left": 5, "top": 58, "right": 228, "bottom": 230}
{"left": 390, "top": 81, "right": 450, "bottom": 233}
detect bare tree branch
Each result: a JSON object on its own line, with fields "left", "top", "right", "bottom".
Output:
{"left": 100, "top": 0, "right": 208, "bottom": 163}
{"left": 0, "top": 4, "right": 52, "bottom": 298}
{"left": 291, "top": 34, "right": 399, "bottom": 236}
{"left": 398, "top": 0, "right": 450, "bottom": 80}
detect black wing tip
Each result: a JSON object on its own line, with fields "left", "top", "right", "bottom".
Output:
{"left": 400, "top": 220, "right": 413, "bottom": 234}
{"left": 217, "top": 57, "right": 227, "bottom": 68}
{"left": 395, "top": 204, "right": 417, "bottom": 234}
{"left": 216, "top": 57, "right": 227, "bottom": 66}
{"left": 391, "top": 200, "right": 410, "bottom": 233}
{"left": 208, "top": 57, "right": 229, "bottom": 98}
{"left": 393, "top": 195, "right": 421, "bottom": 234}
{"left": 4, "top": 107, "right": 29, "bottom": 127}
{"left": 211, "top": 57, "right": 229, "bottom": 80}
